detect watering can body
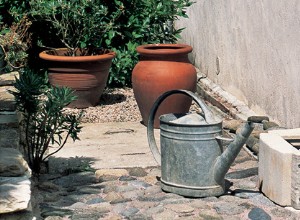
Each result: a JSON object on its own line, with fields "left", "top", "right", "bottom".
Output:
{"left": 160, "top": 113, "right": 224, "bottom": 197}
{"left": 147, "top": 90, "right": 254, "bottom": 197}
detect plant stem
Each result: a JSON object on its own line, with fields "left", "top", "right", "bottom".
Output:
{"left": 25, "top": 114, "right": 33, "bottom": 168}
{"left": 42, "top": 131, "right": 70, "bottom": 162}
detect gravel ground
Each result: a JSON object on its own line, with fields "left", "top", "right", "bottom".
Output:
{"left": 64, "top": 88, "right": 212, "bottom": 124}
{"left": 64, "top": 88, "right": 142, "bottom": 123}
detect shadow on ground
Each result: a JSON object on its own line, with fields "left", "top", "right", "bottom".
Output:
{"left": 47, "top": 156, "right": 97, "bottom": 175}
{"left": 98, "top": 91, "right": 126, "bottom": 105}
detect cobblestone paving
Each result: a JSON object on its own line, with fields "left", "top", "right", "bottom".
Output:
{"left": 32, "top": 148, "right": 300, "bottom": 220}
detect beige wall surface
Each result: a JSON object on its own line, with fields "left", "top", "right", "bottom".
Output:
{"left": 176, "top": 0, "right": 300, "bottom": 128}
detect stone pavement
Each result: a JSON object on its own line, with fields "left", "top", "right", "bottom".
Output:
{"left": 29, "top": 127, "right": 300, "bottom": 220}
{"left": 0, "top": 70, "right": 299, "bottom": 219}
{"left": 25, "top": 120, "right": 300, "bottom": 219}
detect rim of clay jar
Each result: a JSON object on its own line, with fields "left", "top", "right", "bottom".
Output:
{"left": 39, "top": 48, "right": 116, "bottom": 62}
{"left": 136, "top": 44, "right": 192, "bottom": 55}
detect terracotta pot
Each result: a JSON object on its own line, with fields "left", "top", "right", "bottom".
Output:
{"left": 132, "top": 44, "right": 197, "bottom": 128}
{"left": 39, "top": 48, "right": 116, "bottom": 108}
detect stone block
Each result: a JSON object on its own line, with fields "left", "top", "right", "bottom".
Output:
{"left": 95, "top": 168, "right": 129, "bottom": 181}
{"left": 269, "top": 128, "right": 300, "bottom": 139}
{"left": 259, "top": 129, "right": 300, "bottom": 208}
{"left": 292, "top": 154, "right": 300, "bottom": 209}
{"left": 263, "top": 120, "right": 279, "bottom": 130}
{"left": 247, "top": 116, "right": 269, "bottom": 123}
{"left": 0, "top": 112, "right": 18, "bottom": 128}
{"left": 0, "top": 86, "right": 15, "bottom": 111}
{"left": 223, "top": 119, "right": 243, "bottom": 133}
{"left": 0, "top": 147, "right": 30, "bottom": 177}
{"left": 0, "top": 72, "right": 18, "bottom": 86}
{"left": 0, "top": 127, "right": 19, "bottom": 149}
{"left": 0, "top": 176, "right": 31, "bottom": 214}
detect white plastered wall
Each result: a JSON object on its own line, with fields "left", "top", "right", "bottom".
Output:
{"left": 175, "top": 0, "right": 300, "bottom": 128}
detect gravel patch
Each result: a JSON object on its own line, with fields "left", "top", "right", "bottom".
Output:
{"left": 64, "top": 88, "right": 142, "bottom": 123}
{"left": 64, "top": 88, "right": 203, "bottom": 124}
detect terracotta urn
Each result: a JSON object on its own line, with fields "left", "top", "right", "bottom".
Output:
{"left": 132, "top": 44, "right": 197, "bottom": 128}
{"left": 39, "top": 48, "right": 116, "bottom": 108}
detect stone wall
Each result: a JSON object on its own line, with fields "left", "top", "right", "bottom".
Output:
{"left": 0, "top": 72, "right": 32, "bottom": 217}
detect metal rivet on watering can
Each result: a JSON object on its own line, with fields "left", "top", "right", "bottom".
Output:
{"left": 147, "top": 89, "right": 254, "bottom": 198}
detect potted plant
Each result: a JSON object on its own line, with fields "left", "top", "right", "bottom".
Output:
{"left": 0, "top": 17, "right": 31, "bottom": 72}
{"left": 29, "top": 0, "right": 122, "bottom": 108}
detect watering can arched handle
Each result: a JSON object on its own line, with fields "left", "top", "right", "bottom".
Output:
{"left": 147, "top": 89, "right": 216, "bottom": 165}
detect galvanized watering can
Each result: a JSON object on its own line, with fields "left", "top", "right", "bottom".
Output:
{"left": 147, "top": 90, "right": 254, "bottom": 197}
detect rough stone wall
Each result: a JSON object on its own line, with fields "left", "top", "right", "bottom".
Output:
{"left": 175, "top": 0, "right": 300, "bottom": 128}
{"left": 0, "top": 72, "right": 32, "bottom": 217}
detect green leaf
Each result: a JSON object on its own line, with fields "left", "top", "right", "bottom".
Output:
{"left": 80, "top": 42, "right": 87, "bottom": 48}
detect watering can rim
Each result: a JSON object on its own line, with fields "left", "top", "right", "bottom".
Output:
{"left": 159, "top": 113, "right": 223, "bottom": 127}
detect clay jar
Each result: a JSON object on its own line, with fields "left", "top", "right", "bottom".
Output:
{"left": 39, "top": 48, "right": 116, "bottom": 108}
{"left": 132, "top": 44, "right": 197, "bottom": 128}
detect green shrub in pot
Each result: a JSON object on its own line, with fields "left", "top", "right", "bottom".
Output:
{"left": 28, "top": 0, "right": 194, "bottom": 87}
{"left": 29, "top": 0, "right": 123, "bottom": 56}
{"left": 106, "top": 0, "right": 195, "bottom": 87}
{"left": 0, "top": 16, "right": 31, "bottom": 72}
{"left": 29, "top": 0, "right": 121, "bottom": 108}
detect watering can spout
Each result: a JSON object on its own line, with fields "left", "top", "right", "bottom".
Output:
{"left": 214, "top": 121, "right": 254, "bottom": 184}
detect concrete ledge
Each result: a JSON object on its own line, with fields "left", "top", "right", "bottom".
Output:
{"left": 259, "top": 129, "right": 300, "bottom": 208}
{"left": 196, "top": 72, "right": 257, "bottom": 121}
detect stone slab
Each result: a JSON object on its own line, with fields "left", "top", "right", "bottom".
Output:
{"left": 0, "top": 176, "right": 31, "bottom": 214}
{"left": 0, "top": 127, "right": 19, "bottom": 149}
{"left": 0, "top": 86, "right": 15, "bottom": 111}
{"left": 0, "top": 72, "right": 18, "bottom": 86}
{"left": 0, "top": 147, "right": 30, "bottom": 177}
{"left": 292, "top": 154, "right": 300, "bottom": 209}
{"left": 48, "top": 122, "right": 160, "bottom": 170}
{"left": 259, "top": 132, "right": 300, "bottom": 207}
{"left": 269, "top": 128, "right": 300, "bottom": 140}
{"left": 0, "top": 112, "right": 18, "bottom": 128}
